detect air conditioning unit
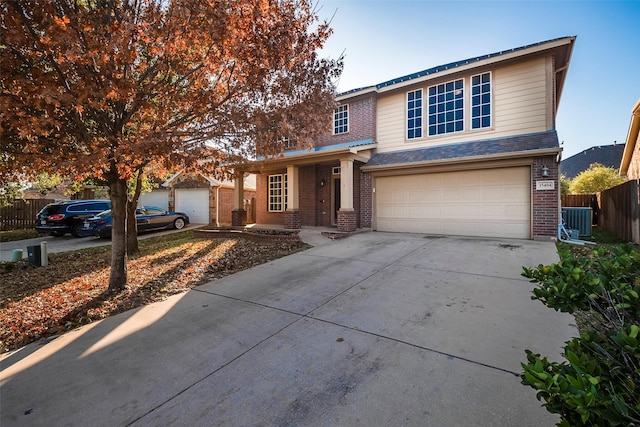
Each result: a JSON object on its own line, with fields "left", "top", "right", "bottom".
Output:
{"left": 561, "top": 207, "right": 592, "bottom": 237}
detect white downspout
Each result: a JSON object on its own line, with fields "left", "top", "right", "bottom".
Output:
{"left": 215, "top": 185, "right": 220, "bottom": 227}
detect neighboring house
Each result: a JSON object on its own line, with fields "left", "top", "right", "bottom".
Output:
{"left": 141, "top": 172, "right": 256, "bottom": 226}
{"left": 561, "top": 144, "right": 625, "bottom": 179}
{"left": 620, "top": 98, "right": 640, "bottom": 179}
{"left": 23, "top": 184, "right": 109, "bottom": 202}
{"left": 237, "top": 36, "right": 575, "bottom": 240}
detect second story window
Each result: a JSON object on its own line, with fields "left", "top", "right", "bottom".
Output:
{"left": 280, "top": 136, "right": 295, "bottom": 149}
{"left": 407, "top": 89, "right": 423, "bottom": 139}
{"left": 428, "top": 79, "right": 464, "bottom": 136}
{"left": 471, "top": 72, "right": 491, "bottom": 129}
{"left": 334, "top": 104, "right": 349, "bottom": 134}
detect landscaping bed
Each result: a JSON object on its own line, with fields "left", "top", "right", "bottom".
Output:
{"left": 0, "top": 230, "right": 309, "bottom": 353}
{"left": 194, "top": 227, "right": 301, "bottom": 242}
{"left": 521, "top": 226, "right": 640, "bottom": 425}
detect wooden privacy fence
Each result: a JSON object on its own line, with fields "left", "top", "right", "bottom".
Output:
{"left": 0, "top": 199, "right": 54, "bottom": 231}
{"left": 598, "top": 180, "right": 640, "bottom": 244}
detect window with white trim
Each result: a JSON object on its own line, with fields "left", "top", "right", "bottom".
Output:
{"left": 333, "top": 104, "right": 348, "bottom": 134}
{"left": 471, "top": 72, "right": 491, "bottom": 129}
{"left": 268, "top": 174, "right": 288, "bottom": 212}
{"left": 407, "top": 89, "right": 423, "bottom": 139}
{"left": 428, "top": 79, "right": 464, "bottom": 136}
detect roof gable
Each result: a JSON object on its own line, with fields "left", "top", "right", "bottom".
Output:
{"left": 336, "top": 36, "right": 575, "bottom": 109}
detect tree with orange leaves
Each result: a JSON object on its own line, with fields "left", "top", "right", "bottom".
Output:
{"left": 1, "top": 0, "right": 342, "bottom": 290}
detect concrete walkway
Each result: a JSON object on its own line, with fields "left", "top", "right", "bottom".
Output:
{"left": 0, "top": 231, "right": 576, "bottom": 426}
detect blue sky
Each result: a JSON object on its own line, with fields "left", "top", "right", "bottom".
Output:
{"left": 317, "top": 0, "right": 640, "bottom": 159}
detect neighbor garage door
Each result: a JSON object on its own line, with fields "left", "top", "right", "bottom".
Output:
{"left": 375, "top": 167, "right": 530, "bottom": 239}
{"left": 139, "top": 189, "right": 170, "bottom": 211}
{"left": 175, "top": 188, "right": 210, "bottom": 224}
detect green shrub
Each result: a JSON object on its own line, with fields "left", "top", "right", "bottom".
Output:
{"left": 521, "top": 245, "right": 640, "bottom": 426}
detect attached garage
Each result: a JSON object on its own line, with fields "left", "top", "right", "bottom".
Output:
{"left": 175, "top": 188, "right": 210, "bottom": 224}
{"left": 374, "top": 166, "right": 531, "bottom": 239}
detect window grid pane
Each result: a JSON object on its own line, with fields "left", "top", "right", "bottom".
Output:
{"left": 471, "top": 72, "right": 491, "bottom": 129}
{"left": 407, "top": 89, "right": 423, "bottom": 139}
{"left": 428, "top": 79, "right": 464, "bottom": 136}
{"left": 268, "top": 175, "right": 283, "bottom": 212}
{"left": 334, "top": 105, "right": 348, "bottom": 134}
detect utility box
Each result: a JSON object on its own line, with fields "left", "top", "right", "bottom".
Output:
{"left": 27, "top": 245, "right": 42, "bottom": 267}
{"left": 562, "top": 207, "right": 593, "bottom": 237}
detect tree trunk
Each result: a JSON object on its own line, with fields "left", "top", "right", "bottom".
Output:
{"left": 126, "top": 169, "right": 144, "bottom": 255}
{"left": 126, "top": 200, "right": 139, "bottom": 255}
{"left": 108, "top": 178, "right": 128, "bottom": 291}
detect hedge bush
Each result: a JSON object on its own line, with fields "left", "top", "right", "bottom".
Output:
{"left": 521, "top": 244, "right": 640, "bottom": 426}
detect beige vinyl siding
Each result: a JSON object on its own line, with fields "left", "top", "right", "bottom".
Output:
{"left": 493, "top": 57, "right": 547, "bottom": 132}
{"left": 376, "top": 92, "right": 406, "bottom": 151}
{"left": 376, "top": 57, "right": 550, "bottom": 153}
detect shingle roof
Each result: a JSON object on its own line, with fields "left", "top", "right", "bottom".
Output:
{"left": 560, "top": 144, "right": 625, "bottom": 179}
{"left": 365, "top": 131, "right": 559, "bottom": 167}
{"left": 375, "top": 37, "right": 571, "bottom": 90}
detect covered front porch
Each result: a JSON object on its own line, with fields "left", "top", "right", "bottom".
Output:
{"left": 232, "top": 141, "right": 376, "bottom": 233}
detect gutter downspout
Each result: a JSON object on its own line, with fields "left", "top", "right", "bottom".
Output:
{"left": 215, "top": 185, "right": 220, "bottom": 227}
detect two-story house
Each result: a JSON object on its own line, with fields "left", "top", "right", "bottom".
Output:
{"left": 236, "top": 36, "right": 575, "bottom": 240}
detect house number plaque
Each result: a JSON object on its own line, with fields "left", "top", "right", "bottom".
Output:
{"left": 536, "top": 180, "right": 555, "bottom": 190}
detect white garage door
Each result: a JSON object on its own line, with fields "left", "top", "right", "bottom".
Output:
{"left": 139, "top": 189, "right": 169, "bottom": 211}
{"left": 175, "top": 188, "right": 210, "bottom": 224}
{"left": 375, "top": 167, "right": 530, "bottom": 239}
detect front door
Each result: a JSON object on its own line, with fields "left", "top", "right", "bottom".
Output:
{"left": 332, "top": 178, "right": 341, "bottom": 225}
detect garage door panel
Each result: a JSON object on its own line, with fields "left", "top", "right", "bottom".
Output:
{"left": 375, "top": 167, "right": 530, "bottom": 239}
{"left": 175, "top": 189, "right": 209, "bottom": 224}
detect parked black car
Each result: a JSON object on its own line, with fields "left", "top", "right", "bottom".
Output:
{"left": 80, "top": 206, "right": 189, "bottom": 238}
{"left": 35, "top": 199, "right": 111, "bottom": 237}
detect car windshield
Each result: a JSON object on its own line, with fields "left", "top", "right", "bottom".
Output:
{"left": 95, "top": 210, "right": 112, "bottom": 218}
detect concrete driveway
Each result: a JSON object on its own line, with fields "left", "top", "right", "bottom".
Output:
{"left": 0, "top": 232, "right": 575, "bottom": 426}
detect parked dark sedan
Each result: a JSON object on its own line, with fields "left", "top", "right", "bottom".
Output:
{"left": 81, "top": 206, "right": 189, "bottom": 238}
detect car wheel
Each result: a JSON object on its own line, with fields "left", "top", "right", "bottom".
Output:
{"left": 71, "top": 222, "right": 84, "bottom": 238}
{"left": 173, "top": 218, "right": 186, "bottom": 230}
{"left": 50, "top": 231, "right": 65, "bottom": 237}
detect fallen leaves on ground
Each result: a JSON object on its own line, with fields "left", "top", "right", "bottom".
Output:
{"left": 0, "top": 232, "right": 309, "bottom": 352}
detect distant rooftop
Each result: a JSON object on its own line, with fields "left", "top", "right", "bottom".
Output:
{"left": 560, "top": 144, "right": 625, "bottom": 179}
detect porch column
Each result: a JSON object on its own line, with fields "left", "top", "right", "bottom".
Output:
{"left": 232, "top": 171, "right": 246, "bottom": 226}
{"left": 284, "top": 165, "right": 301, "bottom": 229}
{"left": 338, "top": 158, "right": 356, "bottom": 232}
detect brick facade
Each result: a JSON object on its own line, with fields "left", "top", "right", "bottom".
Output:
{"left": 217, "top": 187, "right": 256, "bottom": 225}
{"left": 627, "top": 141, "right": 640, "bottom": 179}
{"left": 359, "top": 171, "right": 372, "bottom": 228}
{"left": 231, "top": 209, "right": 246, "bottom": 226}
{"left": 532, "top": 156, "right": 560, "bottom": 240}
{"left": 337, "top": 209, "right": 357, "bottom": 233}
{"left": 284, "top": 210, "right": 301, "bottom": 229}
{"left": 302, "top": 93, "right": 376, "bottom": 150}
{"left": 255, "top": 162, "right": 372, "bottom": 230}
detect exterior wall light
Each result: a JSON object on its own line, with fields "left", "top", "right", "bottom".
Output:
{"left": 320, "top": 179, "right": 326, "bottom": 187}
{"left": 541, "top": 165, "right": 549, "bottom": 177}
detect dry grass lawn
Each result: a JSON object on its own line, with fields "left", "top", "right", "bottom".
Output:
{"left": 0, "top": 230, "right": 309, "bottom": 353}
